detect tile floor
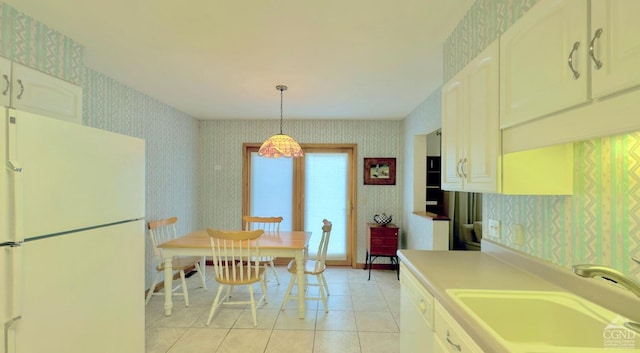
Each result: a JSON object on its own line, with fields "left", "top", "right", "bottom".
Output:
{"left": 145, "top": 266, "right": 401, "bottom": 353}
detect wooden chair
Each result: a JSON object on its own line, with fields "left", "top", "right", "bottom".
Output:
{"left": 281, "top": 219, "right": 332, "bottom": 312}
{"left": 206, "top": 228, "right": 268, "bottom": 327}
{"left": 242, "top": 216, "right": 284, "bottom": 285}
{"left": 146, "top": 217, "right": 207, "bottom": 306}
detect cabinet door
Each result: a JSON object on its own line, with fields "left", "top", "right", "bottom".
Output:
{"left": 400, "top": 266, "right": 434, "bottom": 353}
{"left": 11, "top": 63, "right": 82, "bottom": 124}
{"left": 464, "top": 41, "right": 500, "bottom": 193}
{"left": 0, "top": 57, "right": 10, "bottom": 107}
{"left": 591, "top": 0, "right": 640, "bottom": 99}
{"left": 434, "top": 301, "right": 484, "bottom": 353}
{"left": 500, "top": 0, "right": 588, "bottom": 128}
{"left": 441, "top": 73, "right": 464, "bottom": 191}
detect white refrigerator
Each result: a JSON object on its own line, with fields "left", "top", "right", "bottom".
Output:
{"left": 1, "top": 108, "right": 145, "bottom": 353}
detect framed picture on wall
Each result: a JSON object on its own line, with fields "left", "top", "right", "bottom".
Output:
{"left": 364, "top": 158, "right": 396, "bottom": 185}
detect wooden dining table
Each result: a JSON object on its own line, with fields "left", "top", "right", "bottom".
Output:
{"left": 157, "top": 230, "right": 312, "bottom": 319}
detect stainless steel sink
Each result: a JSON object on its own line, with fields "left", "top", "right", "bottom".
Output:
{"left": 446, "top": 289, "right": 637, "bottom": 352}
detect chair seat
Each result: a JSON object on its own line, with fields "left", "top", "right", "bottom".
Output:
{"left": 287, "top": 258, "right": 326, "bottom": 275}
{"left": 155, "top": 256, "right": 201, "bottom": 272}
{"left": 216, "top": 267, "right": 265, "bottom": 285}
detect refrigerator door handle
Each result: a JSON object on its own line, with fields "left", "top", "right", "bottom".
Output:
{"left": 7, "top": 113, "right": 24, "bottom": 244}
{"left": 6, "top": 161, "right": 22, "bottom": 173}
{"left": 4, "top": 243, "right": 23, "bottom": 353}
{"left": 9, "top": 243, "right": 23, "bottom": 320}
{"left": 4, "top": 315, "right": 22, "bottom": 353}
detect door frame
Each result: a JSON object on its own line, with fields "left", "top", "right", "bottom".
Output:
{"left": 242, "top": 143, "right": 358, "bottom": 267}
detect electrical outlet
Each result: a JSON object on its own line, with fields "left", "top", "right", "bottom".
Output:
{"left": 514, "top": 224, "right": 525, "bottom": 246}
{"left": 487, "top": 219, "right": 501, "bottom": 239}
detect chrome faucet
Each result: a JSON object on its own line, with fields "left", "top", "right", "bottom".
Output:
{"left": 572, "top": 264, "right": 640, "bottom": 333}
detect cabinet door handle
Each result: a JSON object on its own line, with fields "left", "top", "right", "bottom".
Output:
{"left": 2, "top": 74, "right": 9, "bottom": 96}
{"left": 456, "top": 159, "right": 462, "bottom": 177}
{"left": 16, "top": 79, "right": 24, "bottom": 100}
{"left": 461, "top": 158, "right": 467, "bottom": 178}
{"left": 446, "top": 330, "right": 462, "bottom": 351}
{"left": 567, "top": 41, "right": 581, "bottom": 80}
{"left": 419, "top": 299, "right": 427, "bottom": 313}
{"left": 589, "top": 28, "right": 603, "bottom": 70}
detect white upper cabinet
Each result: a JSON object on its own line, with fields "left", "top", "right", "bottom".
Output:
{"left": 500, "top": 0, "right": 589, "bottom": 128}
{"left": 442, "top": 40, "right": 500, "bottom": 193}
{"left": 11, "top": 63, "right": 83, "bottom": 124}
{"left": 590, "top": 0, "right": 640, "bottom": 99}
{"left": 442, "top": 39, "right": 574, "bottom": 195}
{"left": 441, "top": 72, "right": 465, "bottom": 191}
{"left": 500, "top": 0, "right": 640, "bottom": 153}
{"left": 0, "top": 57, "right": 10, "bottom": 107}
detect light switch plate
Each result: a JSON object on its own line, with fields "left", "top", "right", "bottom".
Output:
{"left": 487, "top": 219, "right": 501, "bottom": 239}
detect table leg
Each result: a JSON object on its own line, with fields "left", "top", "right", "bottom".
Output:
{"left": 163, "top": 256, "right": 173, "bottom": 316}
{"left": 294, "top": 250, "right": 305, "bottom": 319}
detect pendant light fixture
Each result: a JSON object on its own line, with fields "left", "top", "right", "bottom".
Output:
{"left": 258, "top": 85, "right": 304, "bottom": 158}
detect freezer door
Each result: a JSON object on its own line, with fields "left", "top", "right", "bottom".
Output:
{"left": 6, "top": 109, "right": 145, "bottom": 240}
{"left": 1, "top": 244, "right": 22, "bottom": 353}
{"left": 14, "top": 220, "right": 145, "bottom": 353}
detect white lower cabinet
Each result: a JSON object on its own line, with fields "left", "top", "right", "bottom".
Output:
{"left": 400, "top": 264, "right": 434, "bottom": 352}
{"left": 401, "top": 264, "right": 484, "bottom": 353}
{"left": 434, "top": 301, "right": 484, "bottom": 353}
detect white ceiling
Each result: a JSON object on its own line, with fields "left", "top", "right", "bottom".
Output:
{"left": 4, "top": 0, "right": 474, "bottom": 120}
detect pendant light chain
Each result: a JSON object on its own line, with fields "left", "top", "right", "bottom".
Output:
{"left": 279, "top": 87, "right": 284, "bottom": 134}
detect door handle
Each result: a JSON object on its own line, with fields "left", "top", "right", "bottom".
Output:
{"left": 2, "top": 74, "right": 9, "bottom": 96}
{"left": 567, "top": 41, "right": 581, "bottom": 80}
{"left": 461, "top": 158, "right": 467, "bottom": 178}
{"left": 16, "top": 79, "right": 24, "bottom": 99}
{"left": 589, "top": 28, "right": 603, "bottom": 70}
{"left": 4, "top": 315, "right": 22, "bottom": 353}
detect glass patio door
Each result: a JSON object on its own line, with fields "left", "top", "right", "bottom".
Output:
{"left": 243, "top": 144, "right": 355, "bottom": 266}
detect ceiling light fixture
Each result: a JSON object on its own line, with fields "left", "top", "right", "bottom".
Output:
{"left": 258, "top": 85, "right": 304, "bottom": 158}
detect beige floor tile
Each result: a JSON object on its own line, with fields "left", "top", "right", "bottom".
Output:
{"left": 145, "top": 327, "right": 187, "bottom": 353}
{"left": 313, "top": 331, "right": 361, "bottom": 353}
{"left": 215, "top": 329, "right": 271, "bottom": 353}
{"left": 323, "top": 294, "right": 353, "bottom": 311}
{"left": 150, "top": 304, "right": 205, "bottom": 328}
{"left": 265, "top": 330, "right": 315, "bottom": 353}
{"left": 191, "top": 307, "right": 243, "bottom": 329}
{"left": 315, "top": 310, "right": 357, "bottom": 331}
{"left": 323, "top": 282, "right": 351, "bottom": 296}
{"left": 232, "top": 308, "right": 280, "bottom": 329}
{"left": 349, "top": 282, "right": 383, "bottom": 297}
{"left": 274, "top": 309, "right": 318, "bottom": 330}
{"left": 358, "top": 332, "right": 400, "bottom": 353}
{"left": 144, "top": 266, "right": 401, "bottom": 353}
{"left": 352, "top": 295, "right": 389, "bottom": 312}
{"left": 281, "top": 293, "right": 320, "bottom": 311}
{"left": 166, "top": 328, "right": 228, "bottom": 353}
{"left": 354, "top": 311, "right": 399, "bottom": 332}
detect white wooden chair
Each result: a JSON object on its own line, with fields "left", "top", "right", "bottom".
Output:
{"left": 146, "top": 217, "right": 207, "bottom": 306}
{"left": 206, "top": 228, "right": 268, "bottom": 327}
{"left": 242, "top": 216, "right": 283, "bottom": 285}
{"left": 281, "top": 219, "right": 332, "bottom": 312}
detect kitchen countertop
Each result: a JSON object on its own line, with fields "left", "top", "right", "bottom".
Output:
{"left": 398, "top": 240, "right": 640, "bottom": 353}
